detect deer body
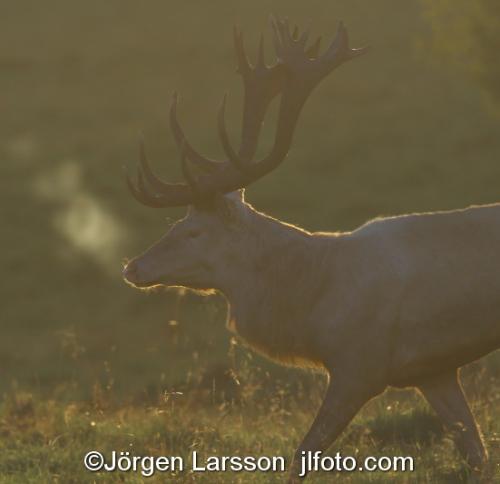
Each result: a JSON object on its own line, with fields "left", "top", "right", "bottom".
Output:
{"left": 328, "top": 203, "right": 500, "bottom": 387}
{"left": 210, "top": 201, "right": 500, "bottom": 382}
{"left": 122, "top": 17, "right": 498, "bottom": 481}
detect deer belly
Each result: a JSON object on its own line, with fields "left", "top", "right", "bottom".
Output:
{"left": 389, "top": 298, "right": 500, "bottom": 386}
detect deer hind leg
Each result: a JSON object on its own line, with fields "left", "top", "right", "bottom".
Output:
{"left": 418, "top": 369, "right": 488, "bottom": 471}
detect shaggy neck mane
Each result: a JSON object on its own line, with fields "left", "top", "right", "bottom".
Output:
{"left": 218, "top": 208, "right": 336, "bottom": 368}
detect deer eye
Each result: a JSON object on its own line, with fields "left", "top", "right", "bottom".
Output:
{"left": 187, "top": 230, "right": 201, "bottom": 239}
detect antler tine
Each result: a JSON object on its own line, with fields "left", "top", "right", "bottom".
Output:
{"left": 256, "top": 34, "right": 265, "bottom": 68}
{"left": 137, "top": 136, "right": 174, "bottom": 193}
{"left": 297, "top": 21, "right": 311, "bottom": 48}
{"left": 126, "top": 165, "right": 166, "bottom": 208}
{"left": 270, "top": 16, "right": 284, "bottom": 60}
{"left": 128, "top": 163, "right": 195, "bottom": 208}
{"left": 217, "top": 93, "right": 247, "bottom": 171}
{"left": 136, "top": 166, "right": 150, "bottom": 199}
{"left": 124, "top": 167, "right": 157, "bottom": 207}
{"left": 179, "top": 141, "right": 202, "bottom": 195}
{"left": 273, "top": 16, "right": 316, "bottom": 57}
{"left": 323, "top": 21, "right": 348, "bottom": 61}
{"left": 169, "top": 93, "right": 221, "bottom": 173}
{"left": 322, "top": 21, "right": 369, "bottom": 65}
{"left": 281, "top": 17, "right": 293, "bottom": 46}
{"left": 126, "top": 137, "right": 199, "bottom": 208}
{"left": 306, "top": 36, "right": 322, "bottom": 59}
{"left": 349, "top": 45, "right": 370, "bottom": 59}
{"left": 233, "top": 25, "right": 251, "bottom": 74}
{"left": 272, "top": 16, "right": 284, "bottom": 37}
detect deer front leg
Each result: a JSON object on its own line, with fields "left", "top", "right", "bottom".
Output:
{"left": 418, "top": 370, "right": 488, "bottom": 472}
{"left": 288, "top": 375, "right": 378, "bottom": 483}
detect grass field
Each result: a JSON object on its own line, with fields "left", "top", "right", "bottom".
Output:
{"left": 1, "top": 0, "right": 499, "bottom": 482}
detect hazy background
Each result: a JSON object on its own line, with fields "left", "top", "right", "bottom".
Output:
{"left": 2, "top": 0, "right": 500, "bottom": 402}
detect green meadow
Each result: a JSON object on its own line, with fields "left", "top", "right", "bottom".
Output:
{"left": 1, "top": 1, "right": 499, "bottom": 482}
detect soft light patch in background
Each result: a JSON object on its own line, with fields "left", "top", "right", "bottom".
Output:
{"left": 5, "top": 133, "right": 40, "bottom": 164}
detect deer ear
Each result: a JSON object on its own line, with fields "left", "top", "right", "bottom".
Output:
{"left": 224, "top": 189, "right": 245, "bottom": 202}
{"left": 214, "top": 192, "right": 243, "bottom": 224}
{"left": 236, "top": 189, "right": 245, "bottom": 201}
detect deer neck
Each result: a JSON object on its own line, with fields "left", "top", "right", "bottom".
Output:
{"left": 217, "top": 212, "right": 331, "bottom": 366}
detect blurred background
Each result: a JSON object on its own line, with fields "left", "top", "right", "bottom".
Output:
{"left": 1, "top": 0, "right": 500, "bottom": 443}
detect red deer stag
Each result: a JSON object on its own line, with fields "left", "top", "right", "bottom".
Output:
{"left": 123, "top": 16, "right": 499, "bottom": 482}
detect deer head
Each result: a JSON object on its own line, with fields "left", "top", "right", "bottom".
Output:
{"left": 123, "top": 16, "right": 366, "bottom": 290}
{"left": 123, "top": 189, "right": 252, "bottom": 291}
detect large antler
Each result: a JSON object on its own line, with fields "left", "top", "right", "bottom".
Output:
{"left": 127, "top": 16, "right": 367, "bottom": 208}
